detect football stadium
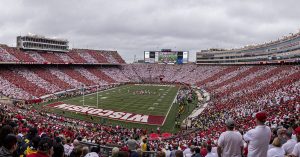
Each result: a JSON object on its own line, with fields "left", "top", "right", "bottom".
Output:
{"left": 0, "top": 1, "right": 300, "bottom": 157}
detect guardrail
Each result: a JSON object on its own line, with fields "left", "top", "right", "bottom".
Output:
{"left": 79, "top": 142, "right": 158, "bottom": 157}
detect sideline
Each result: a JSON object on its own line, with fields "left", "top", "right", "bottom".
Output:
{"left": 161, "top": 86, "right": 180, "bottom": 126}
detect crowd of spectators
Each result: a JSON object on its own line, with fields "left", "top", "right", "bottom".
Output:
{"left": 111, "top": 51, "right": 126, "bottom": 64}
{"left": 0, "top": 47, "right": 18, "bottom": 62}
{"left": 0, "top": 63, "right": 299, "bottom": 156}
{"left": 54, "top": 53, "right": 75, "bottom": 63}
{"left": 48, "top": 68, "right": 83, "bottom": 89}
{"left": 4, "top": 47, "right": 36, "bottom": 62}
{"left": 39, "top": 51, "right": 65, "bottom": 64}
{"left": 0, "top": 67, "right": 49, "bottom": 98}
{"left": 60, "top": 67, "right": 95, "bottom": 86}
{"left": 77, "top": 51, "right": 99, "bottom": 64}
{"left": 104, "top": 52, "right": 118, "bottom": 64}
{"left": 204, "top": 66, "right": 250, "bottom": 89}
{"left": 121, "top": 65, "right": 142, "bottom": 82}
{"left": 86, "top": 67, "right": 116, "bottom": 84}
{"left": 101, "top": 67, "right": 131, "bottom": 83}
{"left": 75, "top": 67, "right": 108, "bottom": 86}
{"left": 0, "top": 101, "right": 299, "bottom": 157}
{"left": 0, "top": 66, "right": 129, "bottom": 100}
{"left": 31, "top": 67, "right": 73, "bottom": 90}
{"left": 0, "top": 76, "right": 31, "bottom": 100}
{"left": 88, "top": 50, "right": 109, "bottom": 64}
{"left": 27, "top": 51, "right": 48, "bottom": 63}
{"left": 14, "top": 67, "right": 61, "bottom": 94}
{"left": 0, "top": 45, "right": 124, "bottom": 64}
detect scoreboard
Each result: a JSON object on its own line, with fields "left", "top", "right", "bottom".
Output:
{"left": 144, "top": 49, "right": 189, "bottom": 64}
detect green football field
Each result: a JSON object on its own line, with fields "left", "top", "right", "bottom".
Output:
{"left": 41, "top": 84, "right": 197, "bottom": 132}
{"left": 64, "top": 84, "right": 179, "bottom": 116}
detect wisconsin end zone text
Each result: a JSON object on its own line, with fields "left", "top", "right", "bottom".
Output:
{"left": 48, "top": 102, "right": 165, "bottom": 125}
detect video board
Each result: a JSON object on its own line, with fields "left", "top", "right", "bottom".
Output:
{"left": 144, "top": 50, "right": 189, "bottom": 64}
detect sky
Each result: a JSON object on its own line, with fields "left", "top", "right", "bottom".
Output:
{"left": 0, "top": 0, "right": 299, "bottom": 63}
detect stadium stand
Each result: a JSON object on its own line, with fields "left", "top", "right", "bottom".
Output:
{"left": 111, "top": 51, "right": 126, "bottom": 64}
{"left": 59, "top": 67, "right": 96, "bottom": 86}
{"left": 0, "top": 45, "right": 124, "bottom": 65}
{"left": 66, "top": 50, "right": 89, "bottom": 63}
{"left": 208, "top": 66, "right": 261, "bottom": 91}
{"left": 0, "top": 67, "right": 49, "bottom": 98}
{"left": 4, "top": 47, "right": 36, "bottom": 62}
{"left": 86, "top": 67, "right": 116, "bottom": 84}
{"left": 54, "top": 52, "right": 75, "bottom": 63}
{"left": 14, "top": 67, "right": 61, "bottom": 93}
{"left": 75, "top": 66, "right": 108, "bottom": 85}
{"left": 27, "top": 51, "right": 48, "bottom": 63}
{"left": 87, "top": 50, "right": 109, "bottom": 63}
{"left": 75, "top": 49, "right": 99, "bottom": 64}
{"left": 120, "top": 64, "right": 142, "bottom": 82}
{"left": 48, "top": 67, "right": 83, "bottom": 88}
{"left": 0, "top": 63, "right": 299, "bottom": 157}
{"left": 100, "top": 67, "right": 131, "bottom": 83}
{"left": 196, "top": 31, "right": 300, "bottom": 64}
{"left": 0, "top": 47, "right": 19, "bottom": 62}
{"left": 31, "top": 67, "right": 73, "bottom": 89}
{"left": 0, "top": 76, "right": 31, "bottom": 100}
{"left": 103, "top": 51, "right": 118, "bottom": 64}
{"left": 39, "top": 51, "right": 66, "bottom": 64}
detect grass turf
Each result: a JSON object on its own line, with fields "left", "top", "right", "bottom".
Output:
{"left": 64, "top": 84, "right": 178, "bottom": 116}
{"left": 39, "top": 84, "right": 197, "bottom": 133}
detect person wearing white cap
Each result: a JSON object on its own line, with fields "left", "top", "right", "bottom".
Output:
{"left": 217, "top": 118, "right": 243, "bottom": 157}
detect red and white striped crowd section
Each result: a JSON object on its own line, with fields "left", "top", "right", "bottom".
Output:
{"left": 0, "top": 45, "right": 125, "bottom": 64}
{"left": 0, "top": 51, "right": 299, "bottom": 156}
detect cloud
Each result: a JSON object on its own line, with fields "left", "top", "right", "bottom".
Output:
{"left": 0, "top": 0, "right": 299, "bottom": 62}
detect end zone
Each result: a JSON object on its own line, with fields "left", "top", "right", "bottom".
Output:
{"left": 47, "top": 102, "right": 165, "bottom": 125}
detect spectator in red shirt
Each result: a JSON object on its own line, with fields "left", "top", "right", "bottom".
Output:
{"left": 200, "top": 142, "right": 208, "bottom": 157}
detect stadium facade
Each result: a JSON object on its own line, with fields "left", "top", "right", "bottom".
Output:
{"left": 196, "top": 31, "right": 300, "bottom": 64}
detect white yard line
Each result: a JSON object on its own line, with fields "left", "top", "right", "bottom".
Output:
{"left": 64, "top": 86, "right": 118, "bottom": 102}
{"left": 161, "top": 86, "right": 180, "bottom": 126}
